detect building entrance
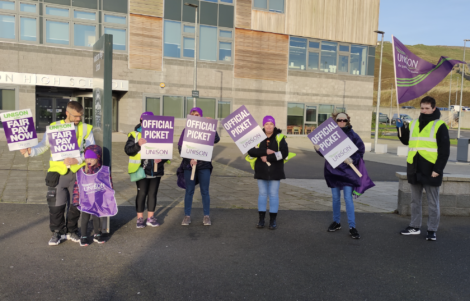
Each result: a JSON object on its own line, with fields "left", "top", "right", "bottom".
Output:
{"left": 36, "top": 97, "right": 72, "bottom": 132}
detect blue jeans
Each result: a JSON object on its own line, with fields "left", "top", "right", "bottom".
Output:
{"left": 257, "top": 180, "right": 280, "bottom": 213}
{"left": 184, "top": 168, "right": 211, "bottom": 216}
{"left": 331, "top": 186, "right": 356, "bottom": 228}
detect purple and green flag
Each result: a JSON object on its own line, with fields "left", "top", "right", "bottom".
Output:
{"left": 393, "top": 36, "right": 466, "bottom": 104}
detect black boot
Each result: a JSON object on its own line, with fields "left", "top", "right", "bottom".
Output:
{"left": 257, "top": 211, "right": 266, "bottom": 228}
{"left": 269, "top": 213, "right": 277, "bottom": 230}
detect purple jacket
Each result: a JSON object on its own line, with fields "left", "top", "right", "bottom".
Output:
{"left": 318, "top": 126, "right": 365, "bottom": 188}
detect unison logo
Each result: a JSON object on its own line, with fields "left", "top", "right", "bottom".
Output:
{"left": 144, "top": 146, "right": 169, "bottom": 155}
{"left": 329, "top": 145, "right": 352, "bottom": 162}
{"left": 396, "top": 46, "right": 418, "bottom": 69}
{"left": 82, "top": 182, "right": 106, "bottom": 193}
{"left": 3, "top": 110, "right": 28, "bottom": 119}
{"left": 241, "top": 133, "right": 262, "bottom": 148}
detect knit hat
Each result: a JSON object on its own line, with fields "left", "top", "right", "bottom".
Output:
{"left": 140, "top": 111, "right": 154, "bottom": 120}
{"left": 85, "top": 149, "right": 98, "bottom": 159}
{"left": 263, "top": 115, "right": 275, "bottom": 126}
{"left": 336, "top": 113, "right": 348, "bottom": 121}
{"left": 190, "top": 107, "right": 203, "bottom": 117}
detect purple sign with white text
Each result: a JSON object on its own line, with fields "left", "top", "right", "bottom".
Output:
{"left": 181, "top": 115, "right": 218, "bottom": 162}
{"left": 307, "top": 117, "right": 358, "bottom": 168}
{"left": 1, "top": 109, "right": 38, "bottom": 151}
{"left": 47, "top": 123, "right": 80, "bottom": 161}
{"left": 141, "top": 115, "right": 174, "bottom": 159}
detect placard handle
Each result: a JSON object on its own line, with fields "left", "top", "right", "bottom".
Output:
{"left": 348, "top": 163, "right": 362, "bottom": 178}
{"left": 154, "top": 160, "right": 158, "bottom": 172}
{"left": 191, "top": 162, "right": 196, "bottom": 180}
{"left": 23, "top": 152, "right": 29, "bottom": 158}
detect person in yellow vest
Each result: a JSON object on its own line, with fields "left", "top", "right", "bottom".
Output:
{"left": 125, "top": 112, "right": 170, "bottom": 229}
{"left": 20, "top": 101, "right": 94, "bottom": 246}
{"left": 247, "top": 116, "right": 290, "bottom": 230}
{"left": 396, "top": 96, "right": 450, "bottom": 241}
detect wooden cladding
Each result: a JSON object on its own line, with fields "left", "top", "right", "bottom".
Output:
{"left": 234, "top": 29, "right": 289, "bottom": 82}
{"left": 286, "top": 0, "right": 380, "bottom": 46}
{"left": 129, "top": 14, "right": 162, "bottom": 71}
{"left": 252, "top": 10, "right": 286, "bottom": 34}
{"left": 235, "top": 0, "right": 251, "bottom": 29}
{"left": 130, "top": 0, "right": 163, "bottom": 17}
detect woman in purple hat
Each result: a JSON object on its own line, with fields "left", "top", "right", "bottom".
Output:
{"left": 247, "top": 116, "right": 289, "bottom": 230}
{"left": 125, "top": 112, "right": 170, "bottom": 229}
{"left": 177, "top": 107, "right": 220, "bottom": 226}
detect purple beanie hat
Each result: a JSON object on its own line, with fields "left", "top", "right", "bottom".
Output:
{"left": 190, "top": 107, "right": 203, "bottom": 117}
{"left": 140, "top": 111, "right": 154, "bottom": 120}
{"left": 263, "top": 115, "right": 275, "bottom": 126}
{"left": 84, "top": 149, "right": 98, "bottom": 159}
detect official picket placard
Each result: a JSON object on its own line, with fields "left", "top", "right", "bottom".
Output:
{"left": 1, "top": 109, "right": 38, "bottom": 151}
{"left": 222, "top": 105, "right": 267, "bottom": 154}
{"left": 47, "top": 123, "right": 81, "bottom": 161}
{"left": 307, "top": 117, "right": 358, "bottom": 168}
{"left": 181, "top": 115, "right": 218, "bottom": 162}
{"left": 141, "top": 115, "right": 174, "bottom": 159}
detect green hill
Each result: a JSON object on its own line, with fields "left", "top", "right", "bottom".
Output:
{"left": 373, "top": 42, "right": 469, "bottom": 108}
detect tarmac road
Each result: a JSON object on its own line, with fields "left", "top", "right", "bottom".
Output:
{"left": 1, "top": 204, "right": 469, "bottom": 300}
{"left": 213, "top": 143, "right": 406, "bottom": 181}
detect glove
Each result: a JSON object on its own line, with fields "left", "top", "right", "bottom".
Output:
{"left": 313, "top": 144, "right": 320, "bottom": 151}
{"left": 343, "top": 158, "right": 353, "bottom": 165}
{"left": 396, "top": 118, "right": 404, "bottom": 128}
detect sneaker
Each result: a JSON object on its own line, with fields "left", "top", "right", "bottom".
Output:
{"left": 93, "top": 232, "right": 106, "bottom": 244}
{"left": 67, "top": 231, "right": 80, "bottom": 242}
{"left": 426, "top": 231, "right": 437, "bottom": 241}
{"left": 328, "top": 222, "right": 341, "bottom": 232}
{"left": 349, "top": 227, "right": 361, "bottom": 239}
{"left": 48, "top": 231, "right": 63, "bottom": 246}
{"left": 400, "top": 226, "right": 421, "bottom": 235}
{"left": 136, "top": 217, "right": 146, "bottom": 229}
{"left": 80, "top": 236, "right": 89, "bottom": 247}
{"left": 203, "top": 215, "right": 211, "bottom": 226}
{"left": 146, "top": 216, "right": 160, "bottom": 227}
{"left": 181, "top": 216, "right": 191, "bottom": 226}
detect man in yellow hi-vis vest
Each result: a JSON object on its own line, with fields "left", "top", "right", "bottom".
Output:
{"left": 396, "top": 97, "right": 450, "bottom": 242}
{"left": 20, "top": 101, "right": 94, "bottom": 246}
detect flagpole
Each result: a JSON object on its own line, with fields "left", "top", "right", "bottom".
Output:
{"left": 374, "top": 30, "right": 385, "bottom": 150}
{"left": 458, "top": 40, "right": 469, "bottom": 139}
{"left": 391, "top": 35, "right": 401, "bottom": 137}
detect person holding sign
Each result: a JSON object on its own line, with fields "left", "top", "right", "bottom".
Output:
{"left": 125, "top": 112, "right": 170, "bottom": 229}
{"left": 20, "top": 101, "right": 94, "bottom": 246}
{"left": 177, "top": 107, "right": 220, "bottom": 226}
{"left": 312, "top": 113, "right": 364, "bottom": 239}
{"left": 72, "top": 145, "right": 117, "bottom": 246}
{"left": 396, "top": 97, "right": 450, "bottom": 241}
{"left": 247, "top": 116, "right": 292, "bottom": 230}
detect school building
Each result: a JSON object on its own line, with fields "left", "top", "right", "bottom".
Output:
{"left": 0, "top": 0, "right": 380, "bottom": 139}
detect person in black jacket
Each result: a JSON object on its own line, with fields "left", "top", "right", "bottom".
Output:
{"left": 396, "top": 96, "right": 450, "bottom": 241}
{"left": 177, "top": 107, "right": 220, "bottom": 226}
{"left": 125, "top": 112, "right": 169, "bottom": 229}
{"left": 247, "top": 116, "right": 289, "bottom": 230}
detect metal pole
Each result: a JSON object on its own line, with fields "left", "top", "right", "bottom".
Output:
{"left": 449, "top": 68, "right": 452, "bottom": 110}
{"left": 193, "top": 7, "right": 198, "bottom": 109}
{"left": 390, "top": 84, "right": 393, "bottom": 126}
{"left": 374, "top": 32, "right": 384, "bottom": 150}
{"left": 458, "top": 40, "right": 467, "bottom": 139}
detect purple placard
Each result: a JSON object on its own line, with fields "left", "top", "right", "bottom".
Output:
{"left": 47, "top": 123, "right": 80, "bottom": 161}
{"left": 222, "top": 105, "right": 258, "bottom": 140}
{"left": 183, "top": 115, "right": 218, "bottom": 146}
{"left": 3, "top": 117, "right": 37, "bottom": 144}
{"left": 307, "top": 117, "right": 348, "bottom": 155}
{"left": 142, "top": 115, "right": 175, "bottom": 143}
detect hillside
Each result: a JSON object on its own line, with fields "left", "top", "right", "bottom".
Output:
{"left": 373, "top": 42, "right": 470, "bottom": 108}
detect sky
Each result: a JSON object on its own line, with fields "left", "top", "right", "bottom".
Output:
{"left": 379, "top": 0, "right": 469, "bottom": 46}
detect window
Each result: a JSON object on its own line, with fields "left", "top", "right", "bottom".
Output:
{"left": 287, "top": 103, "right": 305, "bottom": 135}
{"left": 199, "top": 25, "right": 217, "bottom": 61}
{"left": 102, "top": 0, "right": 127, "bottom": 14}
{"left": 74, "top": 23, "right": 95, "bottom": 47}
{"left": 307, "top": 40, "right": 320, "bottom": 70}
{"left": 289, "top": 37, "right": 307, "bottom": 70}
{"left": 0, "top": 1, "right": 14, "bottom": 10}
{"left": 163, "top": 96, "right": 184, "bottom": 118}
{"left": 218, "top": 29, "right": 232, "bottom": 62}
{"left": 0, "top": 88, "right": 15, "bottom": 129}
{"left": 74, "top": 10, "right": 96, "bottom": 21}
{"left": 183, "top": 25, "right": 195, "bottom": 33}
{"left": 202, "top": 0, "right": 234, "bottom": 3}
{"left": 0, "top": 14, "right": 15, "bottom": 39}
{"left": 104, "top": 27, "right": 126, "bottom": 50}
{"left": 338, "top": 44, "right": 349, "bottom": 73}
{"left": 254, "top": 0, "right": 284, "bottom": 13}
{"left": 72, "top": 0, "right": 98, "bottom": 10}
{"left": 164, "top": 20, "right": 181, "bottom": 58}
{"left": 218, "top": 101, "right": 230, "bottom": 118}
{"left": 46, "top": 20, "right": 69, "bottom": 45}
{"left": 183, "top": 36, "right": 194, "bottom": 58}
{"left": 147, "top": 95, "right": 223, "bottom": 119}
{"left": 164, "top": 0, "right": 182, "bottom": 21}
{"left": 367, "top": 46, "right": 376, "bottom": 76}
{"left": 350, "top": 45, "right": 367, "bottom": 75}
{"left": 146, "top": 97, "right": 161, "bottom": 115}
{"left": 318, "top": 104, "right": 335, "bottom": 124}
{"left": 20, "top": 3, "right": 37, "bottom": 13}
{"left": 218, "top": 4, "right": 234, "bottom": 28}
{"left": 20, "top": 16, "right": 36, "bottom": 41}
{"left": 320, "top": 41, "right": 337, "bottom": 73}
{"left": 200, "top": 1, "right": 217, "bottom": 26}
{"left": 196, "top": 98, "right": 216, "bottom": 118}
{"left": 46, "top": 7, "right": 70, "bottom": 18}
{"left": 104, "top": 14, "right": 126, "bottom": 25}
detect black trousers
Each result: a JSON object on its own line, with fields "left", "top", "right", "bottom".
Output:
{"left": 135, "top": 177, "right": 161, "bottom": 213}
{"left": 80, "top": 213, "right": 101, "bottom": 237}
{"left": 49, "top": 205, "right": 81, "bottom": 234}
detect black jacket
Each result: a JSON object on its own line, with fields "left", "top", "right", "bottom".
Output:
{"left": 124, "top": 124, "right": 168, "bottom": 177}
{"left": 178, "top": 130, "right": 220, "bottom": 170}
{"left": 247, "top": 128, "right": 289, "bottom": 180}
{"left": 397, "top": 108, "right": 450, "bottom": 186}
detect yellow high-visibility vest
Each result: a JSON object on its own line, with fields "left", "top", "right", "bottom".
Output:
{"left": 48, "top": 120, "right": 93, "bottom": 175}
{"left": 407, "top": 119, "right": 447, "bottom": 165}
{"left": 127, "top": 131, "right": 170, "bottom": 174}
{"left": 245, "top": 134, "right": 296, "bottom": 170}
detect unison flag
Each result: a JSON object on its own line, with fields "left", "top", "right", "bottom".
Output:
{"left": 392, "top": 36, "right": 465, "bottom": 104}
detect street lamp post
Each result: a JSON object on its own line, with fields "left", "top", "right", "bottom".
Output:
{"left": 185, "top": 3, "right": 198, "bottom": 109}
{"left": 374, "top": 30, "right": 385, "bottom": 151}
{"left": 449, "top": 68, "right": 453, "bottom": 111}
{"left": 458, "top": 39, "right": 469, "bottom": 139}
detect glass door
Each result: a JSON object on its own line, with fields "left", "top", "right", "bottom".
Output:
{"left": 36, "top": 98, "right": 53, "bottom": 132}
{"left": 84, "top": 97, "right": 93, "bottom": 126}
{"left": 56, "top": 98, "right": 70, "bottom": 121}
